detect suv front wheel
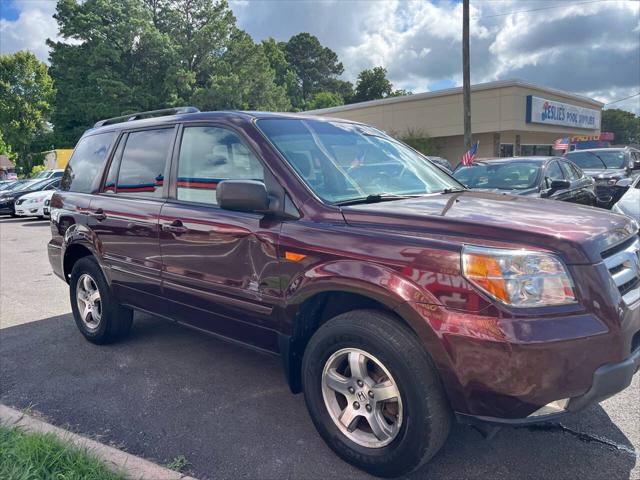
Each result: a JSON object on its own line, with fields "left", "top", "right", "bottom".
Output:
{"left": 302, "top": 309, "right": 451, "bottom": 478}
{"left": 69, "top": 256, "right": 133, "bottom": 344}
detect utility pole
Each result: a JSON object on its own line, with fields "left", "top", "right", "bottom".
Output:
{"left": 462, "top": 0, "right": 471, "bottom": 150}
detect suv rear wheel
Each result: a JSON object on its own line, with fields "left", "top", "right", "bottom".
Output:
{"left": 302, "top": 309, "right": 451, "bottom": 478}
{"left": 69, "top": 256, "right": 133, "bottom": 344}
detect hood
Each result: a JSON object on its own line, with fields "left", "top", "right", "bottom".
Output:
{"left": 582, "top": 168, "right": 627, "bottom": 180}
{"left": 614, "top": 188, "right": 640, "bottom": 220}
{"left": 341, "top": 191, "right": 637, "bottom": 264}
{"left": 18, "top": 190, "right": 55, "bottom": 201}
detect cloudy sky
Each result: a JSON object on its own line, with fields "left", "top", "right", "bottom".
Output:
{"left": 1, "top": 0, "right": 639, "bottom": 113}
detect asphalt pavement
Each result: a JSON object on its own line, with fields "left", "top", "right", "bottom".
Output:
{"left": 0, "top": 216, "right": 638, "bottom": 479}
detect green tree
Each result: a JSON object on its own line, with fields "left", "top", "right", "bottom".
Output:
{"left": 0, "top": 130, "right": 17, "bottom": 163}
{"left": 0, "top": 51, "right": 54, "bottom": 170}
{"left": 262, "top": 37, "right": 302, "bottom": 109}
{"left": 306, "top": 91, "right": 343, "bottom": 110}
{"left": 392, "top": 128, "right": 437, "bottom": 156}
{"left": 352, "top": 66, "right": 409, "bottom": 103}
{"left": 49, "top": 0, "right": 178, "bottom": 144}
{"left": 283, "top": 33, "right": 344, "bottom": 106}
{"left": 602, "top": 108, "right": 640, "bottom": 144}
{"left": 192, "top": 30, "right": 290, "bottom": 111}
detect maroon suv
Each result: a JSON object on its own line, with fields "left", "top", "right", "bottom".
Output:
{"left": 49, "top": 107, "right": 640, "bottom": 477}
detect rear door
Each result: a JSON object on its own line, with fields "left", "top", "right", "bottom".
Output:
{"left": 88, "top": 126, "right": 176, "bottom": 314}
{"left": 559, "top": 160, "right": 596, "bottom": 205}
{"left": 159, "top": 124, "right": 283, "bottom": 352}
{"left": 542, "top": 160, "right": 571, "bottom": 201}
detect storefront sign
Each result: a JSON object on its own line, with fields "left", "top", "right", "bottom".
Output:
{"left": 570, "top": 132, "right": 614, "bottom": 142}
{"left": 526, "top": 95, "right": 601, "bottom": 129}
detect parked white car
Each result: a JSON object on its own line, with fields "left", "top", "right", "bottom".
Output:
{"left": 611, "top": 175, "right": 640, "bottom": 221}
{"left": 14, "top": 189, "right": 56, "bottom": 218}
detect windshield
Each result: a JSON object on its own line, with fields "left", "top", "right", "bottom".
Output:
{"left": 35, "top": 170, "right": 50, "bottom": 178}
{"left": 453, "top": 162, "right": 541, "bottom": 190}
{"left": 566, "top": 150, "right": 627, "bottom": 169}
{"left": 257, "top": 118, "right": 461, "bottom": 204}
{"left": 24, "top": 178, "right": 53, "bottom": 190}
{"left": 13, "top": 180, "right": 38, "bottom": 191}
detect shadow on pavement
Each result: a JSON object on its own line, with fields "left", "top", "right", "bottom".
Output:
{"left": 1, "top": 313, "right": 636, "bottom": 480}
{"left": 20, "top": 220, "right": 50, "bottom": 227}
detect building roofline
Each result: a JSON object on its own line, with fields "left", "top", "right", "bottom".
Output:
{"left": 304, "top": 79, "right": 604, "bottom": 115}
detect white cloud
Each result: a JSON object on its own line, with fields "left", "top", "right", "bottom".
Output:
{"left": 1, "top": 0, "right": 639, "bottom": 113}
{"left": 0, "top": 1, "right": 60, "bottom": 62}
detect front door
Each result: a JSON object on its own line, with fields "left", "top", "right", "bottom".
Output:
{"left": 88, "top": 126, "right": 176, "bottom": 314}
{"left": 159, "top": 124, "right": 283, "bottom": 352}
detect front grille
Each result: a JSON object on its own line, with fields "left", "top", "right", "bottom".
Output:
{"left": 602, "top": 237, "right": 640, "bottom": 305}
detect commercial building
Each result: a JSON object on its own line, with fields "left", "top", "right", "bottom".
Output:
{"left": 306, "top": 79, "right": 603, "bottom": 165}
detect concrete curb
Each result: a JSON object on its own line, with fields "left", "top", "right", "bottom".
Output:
{"left": 0, "top": 404, "right": 197, "bottom": 480}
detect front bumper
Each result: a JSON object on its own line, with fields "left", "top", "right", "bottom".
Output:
{"left": 457, "top": 344, "right": 640, "bottom": 426}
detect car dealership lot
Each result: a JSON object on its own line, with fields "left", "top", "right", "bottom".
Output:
{"left": 0, "top": 216, "right": 638, "bottom": 480}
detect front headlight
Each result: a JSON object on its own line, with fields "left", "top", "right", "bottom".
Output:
{"left": 462, "top": 246, "right": 576, "bottom": 307}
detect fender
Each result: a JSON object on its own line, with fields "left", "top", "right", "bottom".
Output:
{"left": 280, "top": 259, "right": 464, "bottom": 396}
{"left": 61, "top": 222, "right": 111, "bottom": 284}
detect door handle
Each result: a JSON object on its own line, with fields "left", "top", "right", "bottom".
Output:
{"left": 89, "top": 208, "right": 107, "bottom": 221}
{"left": 162, "top": 219, "right": 188, "bottom": 234}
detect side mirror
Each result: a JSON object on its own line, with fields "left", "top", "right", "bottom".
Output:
{"left": 633, "top": 160, "right": 640, "bottom": 170}
{"left": 550, "top": 179, "right": 570, "bottom": 191}
{"left": 217, "top": 180, "right": 270, "bottom": 213}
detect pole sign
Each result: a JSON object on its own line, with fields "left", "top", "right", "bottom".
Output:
{"left": 526, "top": 95, "right": 601, "bottom": 129}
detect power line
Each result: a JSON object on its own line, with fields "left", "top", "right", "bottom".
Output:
{"left": 605, "top": 92, "right": 640, "bottom": 106}
{"left": 475, "top": 0, "right": 606, "bottom": 19}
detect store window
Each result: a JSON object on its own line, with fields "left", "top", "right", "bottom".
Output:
{"left": 500, "top": 144, "right": 514, "bottom": 157}
{"left": 521, "top": 144, "right": 553, "bottom": 156}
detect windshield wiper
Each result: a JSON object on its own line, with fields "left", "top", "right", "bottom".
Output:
{"left": 335, "top": 193, "right": 418, "bottom": 206}
{"left": 440, "top": 187, "right": 467, "bottom": 194}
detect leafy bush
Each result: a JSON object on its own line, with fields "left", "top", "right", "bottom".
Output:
{"left": 391, "top": 128, "right": 438, "bottom": 156}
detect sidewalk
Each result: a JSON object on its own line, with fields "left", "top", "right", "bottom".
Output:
{"left": 0, "top": 404, "right": 197, "bottom": 480}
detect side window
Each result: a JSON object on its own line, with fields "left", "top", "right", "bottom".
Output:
{"left": 559, "top": 161, "right": 579, "bottom": 181}
{"left": 176, "top": 126, "right": 264, "bottom": 205}
{"left": 61, "top": 132, "right": 117, "bottom": 193}
{"left": 544, "top": 161, "right": 564, "bottom": 188}
{"left": 116, "top": 129, "right": 173, "bottom": 198}
{"left": 568, "top": 162, "right": 583, "bottom": 180}
{"left": 103, "top": 135, "right": 126, "bottom": 193}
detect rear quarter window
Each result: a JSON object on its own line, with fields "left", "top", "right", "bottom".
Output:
{"left": 61, "top": 132, "right": 117, "bottom": 193}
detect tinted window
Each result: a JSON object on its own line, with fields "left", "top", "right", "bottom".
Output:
{"left": 104, "top": 135, "right": 126, "bottom": 193}
{"left": 61, "top": 132, "right": 117, "bottom": 193}
{"left": 566, "top": 150, "right": 627, "bottom": 169}
{"left": 177, "top": 126, "right": 263, "bottom": 205}
{"left": 453, "top": 162, "right": 541, "bottom": 190}
{"left": 559, "top": 161, "right": 579, "bottom": 181}
{"left": 544, "top": 161, "right": 564, "bottom": 188}
{"left": 116, "top": 129, "right": 173, "bottom": 197}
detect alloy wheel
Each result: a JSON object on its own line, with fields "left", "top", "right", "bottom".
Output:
{"left": 321, "top": 348, "right": 403, "bottom": 448}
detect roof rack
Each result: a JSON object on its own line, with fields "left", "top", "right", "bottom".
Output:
{"left": 93, "top": 106, "right": 200, "bottom": 128}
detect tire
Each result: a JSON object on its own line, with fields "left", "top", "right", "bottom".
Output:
{"left": 69, "top": 256, "right": 133, "bottom": 344}
{"left": 302, "top": 310, "right": 451, "bottom": 478}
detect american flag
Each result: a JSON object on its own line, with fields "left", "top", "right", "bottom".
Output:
{"left": 554, "top": 137, "right": 570, "bottom": 151}
{"left": 461, "top": 141, "right": 479, "bottom": 166}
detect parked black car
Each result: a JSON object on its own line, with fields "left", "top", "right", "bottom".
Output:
{"left": 565, "top": 147, "right": 640, "bottom": 207}
{"left": 453, "top": 156, "right": 597, "bottom": 206}
{"left": 0, "top": 177, "right": 61, "bottom": 216}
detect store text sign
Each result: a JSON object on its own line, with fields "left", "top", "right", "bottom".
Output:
{"left": 526, "top": 95, "right": 600, "bottom": 129}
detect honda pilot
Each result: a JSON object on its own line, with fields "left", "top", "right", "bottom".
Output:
{"left": 49, "top": 107, "right": 640, "bottom": 477}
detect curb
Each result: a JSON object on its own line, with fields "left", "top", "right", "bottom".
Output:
{"left": 0, "top": 404, "right": 197, "bottom": 480}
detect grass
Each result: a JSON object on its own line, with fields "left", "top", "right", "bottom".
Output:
{"left": 0, "top": 423, "right": 124, "bottom": 480}
{"left": 166, "top": 454, "right": 189, "bottom": 472}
